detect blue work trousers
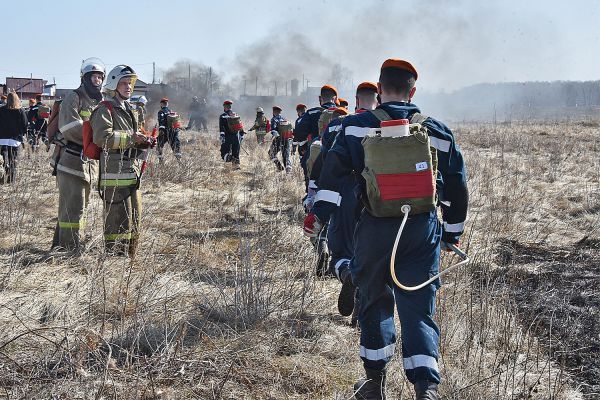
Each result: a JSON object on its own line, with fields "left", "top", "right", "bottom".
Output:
{"left": 351, "top": 210, "right": 442, "bottom": 384}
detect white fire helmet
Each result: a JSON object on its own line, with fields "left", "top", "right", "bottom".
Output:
{"left": 103, "top": 65, "right": 138, "bottom": 92}
{"left": 136, "top": 95, "right": 148, "bottom": 105}
{"left": 80, "top": 57, "right": 106, "bottom": 78}
{"left": 256, "top": 107, "right": 264, "bottom": 113}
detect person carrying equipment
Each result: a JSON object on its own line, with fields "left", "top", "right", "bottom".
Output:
{"left": 26, "top": 94, "right": 50, "bottom": 151}
{"left": 292, "top": 103, "right": 307, "bottom": 155}
{"left": 219, "top": 100, "right": 244, "bottom": 167}
{"left": 186, "top": 96, "right": 208, "bottom": 131}
{"left": 157, "top": 98, "right": 182, "bottom": 160}
{"left": 268, "top": 106, "right": 294, "bottom": 173}
{"left": 293, "top": 85, "right": 338, "bottom": 191}
{"left": 248, "top": 107, "right": 270, "bottom": 145}
{"left": 50, "top": 57, "right": 105, "bottom": 252}
{"left": 305, "top": 59, "right": 469, "bottom": 400}
{"left": 90, "top": 64, "right": 155, "bottom": 257}
{"left": 318, "top": 81, "right": 379, "bottom": 319}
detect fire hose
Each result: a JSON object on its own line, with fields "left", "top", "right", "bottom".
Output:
{"left": 390, "top": 205, "right": 470, "bottom": 291}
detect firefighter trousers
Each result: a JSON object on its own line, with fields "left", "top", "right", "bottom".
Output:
{"left": 327, "top": 176, "right": 360, "bottom": 280}
{"left": 351, "top": 210, "right": 442, "bottom": 384}
{"left": 101, "top": 184, "right": 141, "bottom": 257}
{"left": 268, "top": 137, "right": 292, "bottom": 170}
{"left": 158, "top": 128, "right": 181, "bottom": 156}
{"left": 52, "top": 170, "right": 91, "bottom": 250}
{"left": 220, "top": 133, "right": 240, "bottom": 164}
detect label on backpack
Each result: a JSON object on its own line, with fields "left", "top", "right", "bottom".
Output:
{"left": 415, "top": 161, "right": 428, "bottom": 171}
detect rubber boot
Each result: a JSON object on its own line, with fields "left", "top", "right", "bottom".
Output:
{"left": 414, "top": 381, "right": 439, "bottom": 400}
{"left": 353, "top": 368, "right": 386, "bottom": 400}
{"left": 338, "top": 267, "right": 356, "bottom": 316}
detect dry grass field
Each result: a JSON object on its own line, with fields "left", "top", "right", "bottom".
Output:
{"left": 0, "top": 118, "right": 598, "bottom": 399}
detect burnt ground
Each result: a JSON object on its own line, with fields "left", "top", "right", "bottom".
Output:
{"left": 495, "top": 238, "right": 600, "bottom": 396}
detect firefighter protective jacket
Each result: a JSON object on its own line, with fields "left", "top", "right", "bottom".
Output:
{"left": 157, "top": 106, "right": 171, "bottom": 130}
{"left": 249, "top": 115, "right": 268, "bottom": 132}
{"left": 91, "top": 95, "right": 142, "bottom": 188}
{"left": 292, "top": 101, "right": 336, "bottom": 145}
{"left": 312, "top": 101, "right": 469, "bottom": 244}
{"left": 54, "top": 85, "right": 100, "bottom": 182}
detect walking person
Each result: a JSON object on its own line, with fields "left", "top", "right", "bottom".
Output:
{"left": 305, "top": 59, "right": 469, "bottom": 399}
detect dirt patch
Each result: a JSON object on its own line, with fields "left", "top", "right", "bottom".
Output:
{"left": 495, "top": 238, "right": 600, "bottom": 395}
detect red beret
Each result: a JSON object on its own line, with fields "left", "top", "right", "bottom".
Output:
{"left": 160, "top": 97, "right": 169, "bottom": 102}
{"left": 380, "top": 59, "right": 418, "bottom": 80}
{"left": 223, "top": 100, "right": 233, "bottom": 105}
{"left": 321, "top": 84, "right": 338, "bottom": 96}
{"left": 296, "top": 103, "right": 307, "bottom": 110}
{"left": 338, "top": 97, "right": 348, "bottom": 106}
{"left": 272, "top": 105, "right": 282, "bottom": 111}
{"left": 357, "top": 81, "right": 378, "bottom": 92}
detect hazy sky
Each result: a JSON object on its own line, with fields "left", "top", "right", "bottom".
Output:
{"left": 2, "top": 0, "right": 599, "bottom": 92}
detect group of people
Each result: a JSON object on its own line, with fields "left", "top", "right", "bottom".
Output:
{"left": 1, "top": 55, "right": 470, "bottom": 399}
{"left": 222, "top": 59, "right": 469, "bottom": 399}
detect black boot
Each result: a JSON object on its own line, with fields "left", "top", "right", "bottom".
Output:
{"left": 353, "top": 368, "right": 386, "bottom": 399}
{"left": 338, "top": 267, "right": 356, "bottom": 316}
{"left": 414, "top": 381, "right": 439, "bottom": 400}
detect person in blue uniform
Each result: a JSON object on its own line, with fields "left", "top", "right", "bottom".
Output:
{"left": 305, "top": 59, "right": 469, "bottom": 400}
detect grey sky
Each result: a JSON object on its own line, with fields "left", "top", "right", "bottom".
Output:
{"left": 2, "top": 0, "right": 598, "bottom": 92}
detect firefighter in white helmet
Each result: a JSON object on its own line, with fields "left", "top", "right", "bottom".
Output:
{"left": 248, "top": 107, "right": 269, "bottom": 145}
{"left": 51, "top": 57, "right": 105, "bottom": 252}
{"left": 90, "top": 65, "right": 155, "bottom": 257}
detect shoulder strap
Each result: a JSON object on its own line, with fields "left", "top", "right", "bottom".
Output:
{"left": 100, "top": 100, "right": 114, "bottom": 114}
{"left": 409, "top": 112, "right": 428, "bottom": 125}
{"left": 370, "top": 108, "right": 392, "bottom": 123}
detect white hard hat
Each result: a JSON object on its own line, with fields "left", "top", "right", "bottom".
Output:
{"left": 80, "top": 57, "right": 106, "bottom": 78}
{"left": 103, "top": 65, "right": 137, "bottom": 92}
{"left": 137, "top": 95, "right": 148, "bottom": 105}
{"left": 256, "top": 107, "right": 264, "bottom": 113}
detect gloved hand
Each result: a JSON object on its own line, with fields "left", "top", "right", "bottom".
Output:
{"left": 441, "top": 240, "right": 460, "bottom": 252}
{"left": 303, "top": 213, "right": 322, "bottom": 238}
{"left": 303, "top": 188, "right": 317, "bottom": 213}
{"left": 220, "top": 133, "right": 225, "bottom": 144}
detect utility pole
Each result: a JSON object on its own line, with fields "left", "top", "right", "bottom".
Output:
{"left": 286, "top": 81, "right": 288, "bottom": 96}
{"left": 255, "top": 77, "right": 258, "bottom": 96}
{"left": 274, "top": 81, "right": 277, "bottom": 96}
{"left": 188, "top": 63, "right": 191, "bottom": 91}
{"left": 152, "top": 62, "right": 156, "bottom": 84}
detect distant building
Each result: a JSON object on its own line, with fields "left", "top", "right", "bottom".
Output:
{"left": 5, "top": 77, "right": 47, "bottom": 100}
{"left": 133, "top": 79, "right": 148, "bottom": 96}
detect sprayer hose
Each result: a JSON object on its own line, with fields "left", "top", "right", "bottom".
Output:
{"left": 390, "top": 205, "right": 470, "bottom": 292}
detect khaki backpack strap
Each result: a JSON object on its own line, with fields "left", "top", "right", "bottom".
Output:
{"left": 409, "top": 112, "right": 428, "bottom": 125}
{"left": 370, "top": 108, "right": 392, "bottom": 123}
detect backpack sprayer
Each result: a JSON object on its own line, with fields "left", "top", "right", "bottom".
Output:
{"left": 390, "top": 204, "right": 470, "bottom": 291}
{"left": 362, "top": 111, "right": 470, "bottom": 291}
